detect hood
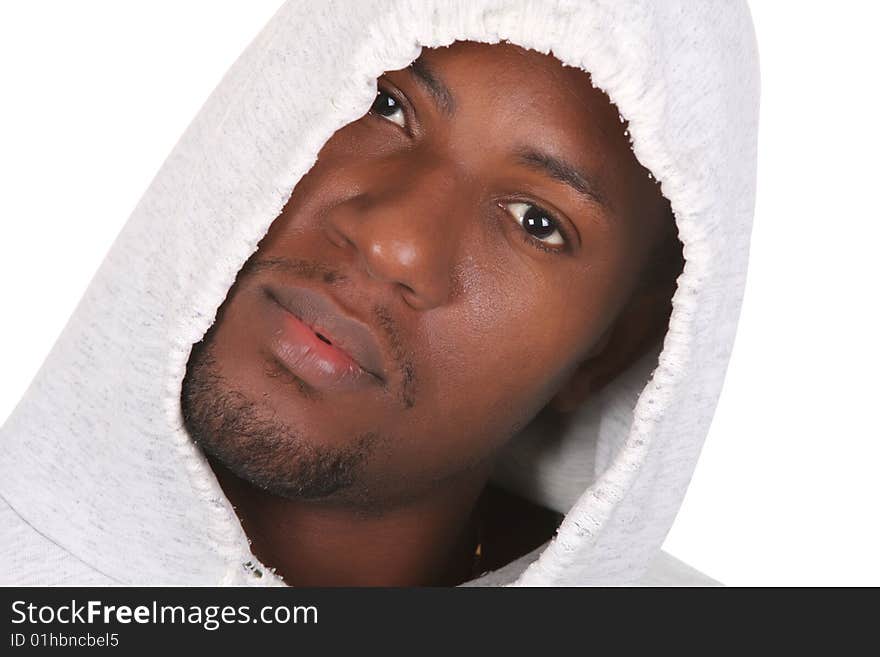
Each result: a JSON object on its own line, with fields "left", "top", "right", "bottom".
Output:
{"left": 0, "top": 0, "right": 759, "bottom": 585}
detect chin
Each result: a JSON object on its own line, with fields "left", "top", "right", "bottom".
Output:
{"left": 182, "top": 336, "right": 381, "bottom": 501}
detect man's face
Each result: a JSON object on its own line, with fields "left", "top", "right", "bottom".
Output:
{"left": 181, "top": 41, "right": 671, "bottom": 507}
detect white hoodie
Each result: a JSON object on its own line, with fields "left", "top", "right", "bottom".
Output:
{"left": 0, "top": 0, "right": 759, "bottom": 586}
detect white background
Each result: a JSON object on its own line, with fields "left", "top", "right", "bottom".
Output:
{"left": 1, "top": 2, "right": 877, "bottom": 585}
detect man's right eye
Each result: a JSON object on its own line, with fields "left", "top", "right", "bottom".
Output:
{"left": 370, "top": 87, "right": 407, "bottom": 129}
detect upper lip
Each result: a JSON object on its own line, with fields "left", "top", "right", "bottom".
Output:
{"left": 264, "top": 283, "right": 387, "bottom": 381}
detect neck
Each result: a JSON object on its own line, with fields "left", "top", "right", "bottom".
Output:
{"left": 207, "top": 455, "right": 491, "bottom": 586}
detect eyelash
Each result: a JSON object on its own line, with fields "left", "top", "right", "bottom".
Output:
{"left": 369, "top": 86, "right": 570, "bottom": 256}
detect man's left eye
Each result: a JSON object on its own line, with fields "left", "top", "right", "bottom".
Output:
{"left": 370, "top": 88, "right": 407, "bottom": 128}
{"left": 502, "top": 201, "right": 567, "bottom": 250}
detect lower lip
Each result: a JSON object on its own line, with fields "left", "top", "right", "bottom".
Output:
{"left": 266, "top": 294, "right": 377, "bottom": 392}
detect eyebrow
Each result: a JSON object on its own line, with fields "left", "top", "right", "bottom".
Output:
{"left": 405, "top": 58, "right": 609, "bottom": 212}
{"left": 513, "top": 147, "right": 609, "bottom": 210}
{"left": 406, "top": 58, "right": 455, "bottom": 117}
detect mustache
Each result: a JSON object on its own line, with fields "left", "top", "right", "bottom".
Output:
{"left": 240, "top": 255, "right": 347, "bottom": 286}
{"left": 236, "top": 254, "right": 417, "bottom": 409}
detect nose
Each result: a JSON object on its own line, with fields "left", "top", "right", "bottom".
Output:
{"left": 323, "top": 159, "right": 467, "bottom": 310}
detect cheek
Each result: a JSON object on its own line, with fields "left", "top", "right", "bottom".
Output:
{"left": 408, "top": 271, "right": 596, "bottom": 446}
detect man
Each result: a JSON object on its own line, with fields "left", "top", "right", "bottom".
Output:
{"left": 0, "top": 0, "right": 758, "bottom": 587}
{"left": 181, "top": 41, "right": 683, "bottom": 586}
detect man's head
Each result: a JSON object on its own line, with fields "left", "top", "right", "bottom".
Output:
{"left": 181, "top": 40, "right": 682, "bottom": 510}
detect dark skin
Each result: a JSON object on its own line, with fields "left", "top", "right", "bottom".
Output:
{"left": 181, "top": 40, "right": 682, "bottom": 586}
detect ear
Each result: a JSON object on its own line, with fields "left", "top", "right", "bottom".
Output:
{"left": 548, "top": 286, "right": 673, "bottom": 414}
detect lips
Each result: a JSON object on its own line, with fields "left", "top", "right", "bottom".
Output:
{"left": 262, "top": 284, "right": 387, "bottom": 386}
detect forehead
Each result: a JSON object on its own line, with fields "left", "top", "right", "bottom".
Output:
{"left": 412, "top": 41, "right": 626, "bottom": 148}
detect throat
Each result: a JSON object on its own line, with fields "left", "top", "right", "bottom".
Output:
{"left": 206, "top": 452, "right": 516, "bottom": 586}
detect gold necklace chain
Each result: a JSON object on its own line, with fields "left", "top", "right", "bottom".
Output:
{"left": 470, "top": 512, "right": 485, "bottom": 578}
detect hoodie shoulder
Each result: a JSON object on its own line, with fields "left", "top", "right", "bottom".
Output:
{"left": 633, "top": 550, "right": 722, "bottom": 587}
{"left": 0, "top": 495, "right": 118, "bottom": 586}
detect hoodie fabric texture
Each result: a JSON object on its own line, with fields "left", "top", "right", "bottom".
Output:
{"left": 0, "top": 0, "right": 759, "bottom": 586}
